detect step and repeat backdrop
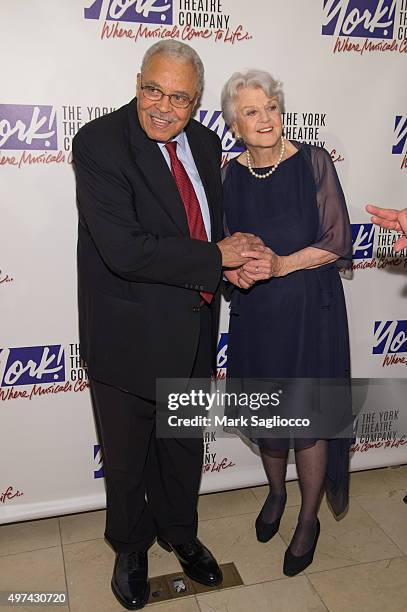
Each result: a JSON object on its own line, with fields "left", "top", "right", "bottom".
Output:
{"left": 1, "top": 0, "right": 407, "bottom": 522}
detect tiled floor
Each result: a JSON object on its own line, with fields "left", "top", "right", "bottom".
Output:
{"left": 1, "top": 466, "right": 407, "bottom": 611}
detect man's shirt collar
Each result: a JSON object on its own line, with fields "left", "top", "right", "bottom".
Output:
{"left": 157, "top": 131, "right": 186, "bottom": 152}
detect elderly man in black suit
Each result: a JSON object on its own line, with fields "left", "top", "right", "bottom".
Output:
{"left": 72, "top": 40, "right": 260, "bottom": 610}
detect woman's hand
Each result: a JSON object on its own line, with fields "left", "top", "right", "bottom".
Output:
{"left": 240, "top": 246, "right": 286, "bottom": 280}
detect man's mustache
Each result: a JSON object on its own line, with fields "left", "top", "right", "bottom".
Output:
{"left": 149, "top": 112, "right": 177, "bottom": 124}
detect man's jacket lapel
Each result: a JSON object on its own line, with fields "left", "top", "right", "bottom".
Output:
{"left": 186, "top": 120, "right": 220, "bottom": 242}
{"left": 127, "top": 99, "right": 189, "bottom": 236}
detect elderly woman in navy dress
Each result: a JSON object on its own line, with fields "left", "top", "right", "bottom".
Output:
{"left": 221, "top": 70, "right": 352, "bottom": 576}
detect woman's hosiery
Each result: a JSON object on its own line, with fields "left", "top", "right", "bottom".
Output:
{"left": 258, "top": 446, "right": 289, "bottom": 523}
{"left": 289, "top": 440, "right": 328, "bottom": 556}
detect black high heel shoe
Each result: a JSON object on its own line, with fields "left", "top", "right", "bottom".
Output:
{"left": 283, "top": 518, "right": 320, "bottom": 576}
{"left": 255, "top": 513, "right": 281, "bottom": 543}
{"left": 255, "top": 494, "right": 286, "bottom": 543}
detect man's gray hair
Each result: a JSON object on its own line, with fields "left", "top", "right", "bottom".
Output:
{"left": 221, "top": 69, "right": 285, "bottom": 126}
{"left": 141, "top": 41, "right": 204, "bottom": 93}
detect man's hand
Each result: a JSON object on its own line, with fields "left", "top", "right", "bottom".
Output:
{"left": 217, "top": 232, "right": 264, "bottom": 268}
{"left": 366, "top": 204, "right": 407, "bottom": 252}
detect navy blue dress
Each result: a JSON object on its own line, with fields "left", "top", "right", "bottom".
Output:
{"left": 223, "top": 143, "right": 353, "bottom": 516}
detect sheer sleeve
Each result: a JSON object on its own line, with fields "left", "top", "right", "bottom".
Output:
{"left": 308, "top": 146, "right": 352, "bottom": 270}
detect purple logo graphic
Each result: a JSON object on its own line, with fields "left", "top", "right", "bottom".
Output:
{"left": 0, "top": 105, "right": 57, "bottom": 150}
{"left": 352, "top": 223, "right": 375, "bottom": 259}
{"left": 93, "top": 445, "right": 104, "bottom": 479}
{"left": 0, "top": 345, "right": 65, "bottom": 387}
{"left": 198, "top": 111, "right": 244, "bottom": 153}
{"left": 373, "top": 321, "right": 407, "bottom": 355}
{"left": 84, "top": 0, "right": 173, "bottom": 24}
{"left": 217, "top": 333, "right": 228, "bottom": 369}
{"left": 322, "top": 0, "right": 396, "bottom": 39}
{"left": 392, "top": 116, "right": 407, "bottom": 155}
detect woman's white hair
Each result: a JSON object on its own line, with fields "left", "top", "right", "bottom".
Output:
{"left": 141, "top": 40, "right": 204, "bottom": 94}
{"left": 221, "top": 69, "right": 285, "bottom": 126}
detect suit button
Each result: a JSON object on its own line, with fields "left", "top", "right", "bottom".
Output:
{"left": 193, "top": 306, "right": 200, "bottom": 313}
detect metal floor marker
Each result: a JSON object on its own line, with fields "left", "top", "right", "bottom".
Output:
{"left": 148, "top": 563, "right": 243, "bottom": 604}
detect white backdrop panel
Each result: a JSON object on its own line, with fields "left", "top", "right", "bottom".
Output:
{"left": 1, "top": 0, "right": 406, "bottom": 522}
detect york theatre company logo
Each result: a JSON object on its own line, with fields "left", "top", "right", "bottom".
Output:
{"left": 197, "top": 109, "right": 341, "bottom": 166}
{"left": 282, "top": 110, "right": 345, "bottom": 163}
{"left": 0, "top": 269, "right": 14, "bottom": 286}
{"left": 198, "top": 111, "right": 243, "bottom": 164}
{"left": 84, "top": 0, "right": 252, "bottom": 45}
{"left": 216, "top": 332, "right": 228, "bottom": 378}
{"left": 202, "top": 430, "right": 236, "bottom": 474}
{"left": 373, "top": 320, "right": 407, "bottom": 367}
{"left": 392, "top": 115, "right": 407, "bottom": 170}
{"left": 85, "top": 0, "right": 174, "bottom": 24}
{"left": 0, "top": 104, "right": 114, "bottom": 169}
{"left": 0, "top": 104, "right": 63, "bottom": 169}
{"left": 0, "top": 344, "right": 89, "bottom": 401}
{"left": 322, "top": 0, "right": 407, "bottom": 55}
{"left": 0, "top": 485, "right": 24, "bottom": 505}
{"left": 93, "top": 445, "right": 104, "bottom": 479}
{"left": 92, "top": 436, "right": 237, "bottom": 480}
{"left": 352, "top": 222, "right": 407, "bottom": 269}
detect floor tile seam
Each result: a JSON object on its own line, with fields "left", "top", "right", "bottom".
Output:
{"left": 195, "top": 593, "right": 204, "bottom": 611}
{"left": 198, "top": 509, "right": 268, "bottom": 525}
{"left": 7, "top": 536, "right": 403, "bottom": 567}
{"left": 351, "top": 487, "right": 407, "bottom": 500}
{"left": 56, "top": 509, "right": 264, "bottom": 546}
{"left": 247, "top": 497, "right": 302, "bottom": 510}
{"left": 59, "top": 510, "right": 263, "bottom": 547}
{"left": 248, "top": 487, "right": 262, "bottom": 506}
{"left": 148, "top": 594, "right": 198, "bottom": 609}
{"left": 200, "top": 508, "right": 264, "bottom": 521}
{"left": 0, "top": 544, "right": 62, "bottom": 559}
{"left": 98, "top": 551, "right": 407, "bottom": 585}
{"left": 349, "top": 496, "right": 406, "bottom": 557}
{"left": 304, "top": 554, "right": 406, "bottom": 578}
{"left": 212, "top": 555, "right": 407, "bottom": 588}
{"left": 57, "top": 519, "right": 71, "bottom": 612}
{"left": 249, "top": 485, "right": 303, "bottom": 501}
{"left": 60, "top": 535, "right": 105, "bottom": 548}
{"left": 260, "top": 495, "right": 406, "bottom": 553}
{"left": 303, "top": 573, "right": 330, "bottom": 611}
{"left": 194, "top": 572, "right": 337, "bottom": 600}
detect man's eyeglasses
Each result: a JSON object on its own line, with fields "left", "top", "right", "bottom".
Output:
{"left": 140, "top": 82, "right": 195, "bottom": 109}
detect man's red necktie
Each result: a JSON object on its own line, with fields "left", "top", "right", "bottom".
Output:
{"left": 165, "top": 141, "right": 213, "bottom": 304}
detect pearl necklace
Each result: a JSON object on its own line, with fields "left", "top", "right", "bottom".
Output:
{"left": 246, "top": 136, "right": 285, "bottom": 180}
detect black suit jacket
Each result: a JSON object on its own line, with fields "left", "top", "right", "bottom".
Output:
{"left": 72, "top": 98, "right": 223, "bottom": 399}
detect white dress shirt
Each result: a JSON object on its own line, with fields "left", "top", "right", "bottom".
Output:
{"left": 157, "top": 131, "right": 212, "bottom": 241}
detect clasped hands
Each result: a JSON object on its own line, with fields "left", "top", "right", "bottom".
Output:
{"left": 217, "top": 232, "right": 285, "bottom": 290}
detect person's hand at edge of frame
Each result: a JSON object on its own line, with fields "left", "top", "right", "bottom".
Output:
{"left": 366, "top": 204, "right": 407, "bottom": 252}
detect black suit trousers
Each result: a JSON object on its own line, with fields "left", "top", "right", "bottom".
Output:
{"left": 90, "top": 304, "right": 212, "bottom": 552}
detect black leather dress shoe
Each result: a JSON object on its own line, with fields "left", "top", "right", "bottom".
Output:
{"left": 111, "top": 551, "right": 150, "bottom": 610}
{"left": 157, "top": 537, "right": 222, "bottom": 587}
{"left": 283, "top": 518, "right": 320, "bottom": 577}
